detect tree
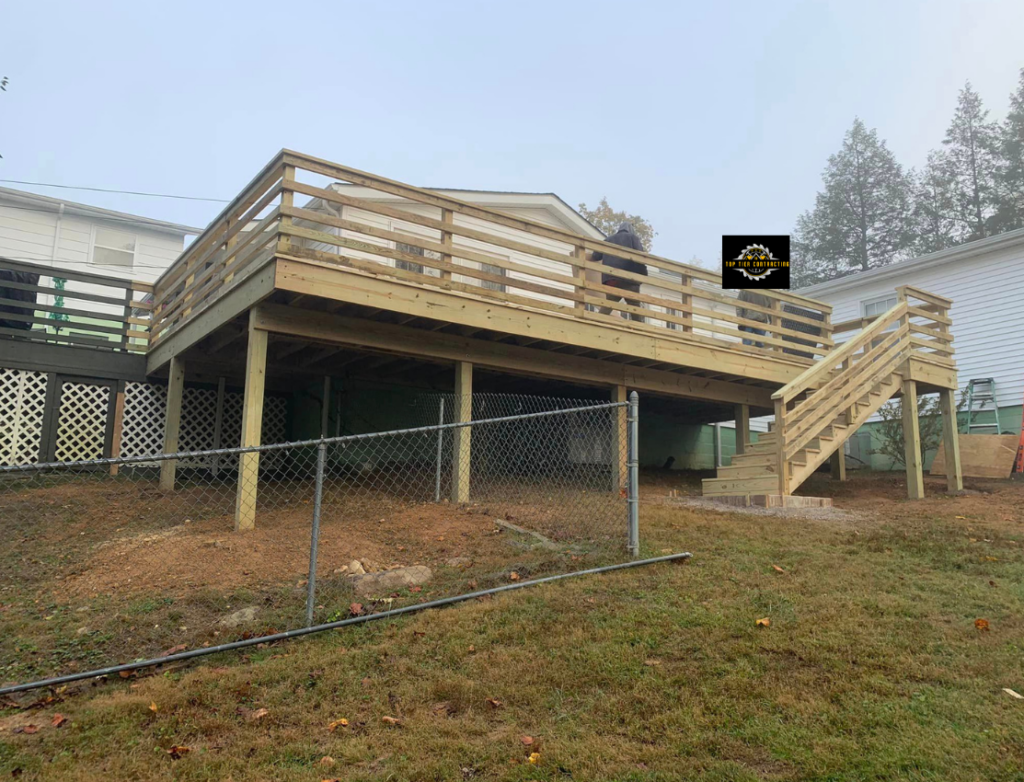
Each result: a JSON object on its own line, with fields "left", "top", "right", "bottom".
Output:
{"left": 577, "top": 197, "right": 656, "bottom": 251}
{"left": 993, "top": 68, "right": 1024, "bottom": 233}
{"left": 934, "top": 82, "right": 1001, "bottom": 242}
{"left": 791, "top": 119, "right": 916, "bottom": 287}
{"left": 913, "top": 152, "right": 959, "bottom": 254}
{"left": 874, "top": 394, "right": 947, "bottom": 468}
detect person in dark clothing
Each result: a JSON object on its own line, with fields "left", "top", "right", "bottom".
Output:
{"left": 0, "top": 268, "right": 40, "bottom": 331}
{"left": 592, "top": 222, "right": 648, "bottom": 323}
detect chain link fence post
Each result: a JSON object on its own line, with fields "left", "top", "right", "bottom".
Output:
{"left": 627, "top": 391, "right": 640, "bottom": 558}
{"left": 305, "top": 440, "right": 327, "bottom": 626}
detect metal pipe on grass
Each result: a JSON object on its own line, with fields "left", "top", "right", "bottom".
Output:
{"left": 0, "top": 552, "right": 692, "bottom": 697}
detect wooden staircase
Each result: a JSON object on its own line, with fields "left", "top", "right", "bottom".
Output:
{"left": 703, "top": 295, "right": 932, "bottom": 499}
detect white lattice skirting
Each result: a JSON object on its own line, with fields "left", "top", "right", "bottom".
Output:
{"left": 0, "top": 368, "right": 48, "bottom": 466}
{"left": 0, "top": 366, "right": 288, "bottom": 467}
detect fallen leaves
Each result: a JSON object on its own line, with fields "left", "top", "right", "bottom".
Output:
{"left": 162, "top": 644, "right": 188, "bottom": 656}
{"left": 319, "top": 755, "right": 336, "bottom": 766}
{"left": 643, "top": 659, "right": 662, "bottom": 667}
{"left": 520, "top": 735, "right": 535, "bottom": 747}
{"left": 381, "top": 716, "right": 401, "bottom": 726}
{"left": 51, "top": 714, "right": 67, "bottom": 728}
{"left": 974, "top": 618, "right": 991, "bottom": 632}
{"left": 349, "top": 603, "right": 365, "bottom": 617}
{"left": 772, "top": 565, "right": 785, "bottom": 573}
{"left": 249, "top": 708, "right": 270, "bottom": 721}
{"left": 327, "top": 718, "right": 349, "bottom": 732}
{"left": 486, "top": 698, "right": 504, "bottom": 709}
{"left": 149, "top": 702, "right": 158, "bottom": 713}
{"left": 755, "top": 617, "right": 771, "bottom": 628}
{"left": 528, "top": 752, "right": 541, "bottom": 764}
{"left": 167, "top": 745, "right": 190, "bottom": 760}
{"left": 509, "top": 572, "right": 520, "bottom": 582}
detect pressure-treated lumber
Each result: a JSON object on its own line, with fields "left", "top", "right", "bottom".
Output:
{"left": 249, "top": 302, "right": 776, "bottom": 409}
{"left": 735, "top": 404, "right": 750, "bottom": 456}
{"left": 931, "top": 434, "right": 1017, "bottom": 480}
{"left": 235, "top": 312, "right": 268, "bottom": 530}
{"left": 901, "top": 378, "right": 925, "bottom": 500}
{"left": 452, "top": 362, "right": 472, "bottom": 504}
{"left": 937, "top": 388, "right": 963, "bottom": 490}
{"left": 159, "top": 356, "right": 186, "bottom": 492}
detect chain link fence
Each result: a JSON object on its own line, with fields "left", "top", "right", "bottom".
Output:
{"left": 0, "top": 395, "right": 638, "bottom": 688}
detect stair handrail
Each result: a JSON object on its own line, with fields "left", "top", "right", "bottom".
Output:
{"left": 772, "top": 300, "right": 909, "bottom": 405}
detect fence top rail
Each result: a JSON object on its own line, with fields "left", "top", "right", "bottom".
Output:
{"left": 1, "top": 256, "right": 150, "bottom": 293}
{"left": 0, "top": 399, "right": 627, "bottom": 475}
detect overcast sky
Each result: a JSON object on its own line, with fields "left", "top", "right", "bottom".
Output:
{"left": 3, "top": 0, "right": 1023, "bottom": 267}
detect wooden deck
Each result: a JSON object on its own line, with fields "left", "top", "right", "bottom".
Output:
{"left": 141, "top": 150, "right": 858, "bottom": 413}
{"left": 0, "top": 149, "right": 961, "bottom": 519}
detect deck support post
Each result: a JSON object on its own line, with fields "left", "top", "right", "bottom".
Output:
{"left": 235, "top": 312, "right": 268, "bottom": 530}
{"left": 734, "top": 404, "right": 750, "bottom": 456}
{"left": 613, "top": 385, "right": 628, "bottom": 493}
{"left": 830, "top": 450, "right": 847, "bottom": 481}
{"left": 774, "top": 397, "right": 789, "bottom": 495}
{"left": 939, "top": 387, "right": 963, "bottom": 493}
{"left": 159, "top": 356, "right": 185, "bottom": 492}
{"left": 452, "top": 361, "right": 472, "bottom": 504}
{"left": 901, "top": 378, "right": 925, "bottom": 500}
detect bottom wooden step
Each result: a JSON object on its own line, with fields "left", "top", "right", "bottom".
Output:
{"left": 707, "top": 494, "right": 834, "bottom": 509}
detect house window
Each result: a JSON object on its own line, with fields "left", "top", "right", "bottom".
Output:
{"left": 392, "top": 227, "right": 440, "bottom": 276}
{"left": 862, "top": 295, "right": 898, "bottom": 319}
{"left": 394, "top": 240, "right": 425, "bottom": 275}
{"left": 91, "top": 227, "right": 137, "bottom": 269}
{"left": 473, "top": 249, "right": 507, "bottom": 293}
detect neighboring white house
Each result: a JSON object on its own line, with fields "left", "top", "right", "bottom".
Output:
{"left": 0, "top": 186, "right": 202, "bottom": 334}
{"left": 0, "top": 186, "right": 201, "bottom": 283}
{"left": 798, "top": 228, "right": 1024, "bottom": 468}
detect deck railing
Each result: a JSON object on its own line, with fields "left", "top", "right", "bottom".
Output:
{"left": 0, "top": 257, "right": 152, "bottom": 353}
{"left": 151, "top": 150, "right": 834, "bottom": 359}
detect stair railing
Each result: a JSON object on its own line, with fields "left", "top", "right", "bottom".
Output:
{"left": 771, "top": 299, "right": 912, "bottom": 492}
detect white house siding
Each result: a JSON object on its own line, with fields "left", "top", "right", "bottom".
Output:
{"left": 803, "top": 239, "right": 1024, "bottom": 418}
{"left": 0, "top": 198, "right": 191, "bottom": 335}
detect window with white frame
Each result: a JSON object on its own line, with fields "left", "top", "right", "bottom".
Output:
{"left": 91, "top": 227, "right": 137, "bottom": 269}
{"left": 862, "top": 295, "right": 898, "bottom": 319}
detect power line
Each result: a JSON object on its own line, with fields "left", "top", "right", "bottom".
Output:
{"left": 1, "top": 255, "right": 177, "bottom": 273}
{"left": 0, "top": 178, "right": 230, "bottom": 203}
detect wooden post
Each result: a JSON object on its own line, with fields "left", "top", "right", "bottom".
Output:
{"left": 613, "top": 385, "right": 628, "bottom": 493}
{"left": 277, "top": 164, "right": 296, "bottom": 257}
{"left": 734, "top": 404, "right": 750, "bottom": 456}
{"left": 440, "top": 209, "right": 453, "bottom": 281}
{"left": 574, "top": 246, "right": 587, "bottom": 313}
{"left": 774, "top": 398, "right": 789, "bottom": 495}
{"left": 109, "top": 382, "right": 126, "bottom": 476}
{"left": 770, "top": 299, "right": 783, "bottom": 353}
{"left": 830, "top": 450, "right": 847, "bottom": 481}
{"left": 235, "top": 313, "right": 268, "bottom": 530}
{"left": 211, "top": 376, "right": 226, "bottom": 478}
{"left": 321, "top": 375, "right": 332, "bottom": 437}
{"left": 679, "top": 274, "right": 692, "bottom": 332}
{"left": 452, "top": 361, "right": 473, "bottom": 503}
{"left": 160, "top": 356, "right": 186, "bottom": 492}
{"left": 901, "top": 378, "right": 925, "bottom": 500}
{"left": 939, "top": 387, "right": 963, "bottom": 493}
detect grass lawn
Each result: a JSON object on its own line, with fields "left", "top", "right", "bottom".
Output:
{"left": 2, "top": 471, "right": 1023, "bottom": 781}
